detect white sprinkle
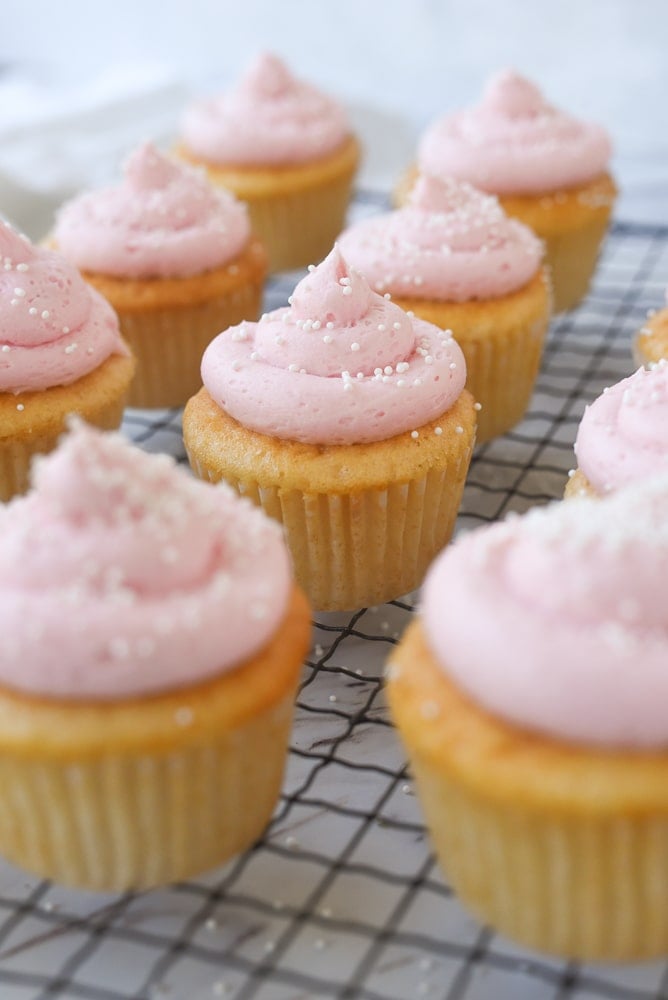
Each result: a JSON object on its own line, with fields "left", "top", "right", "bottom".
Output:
{"left": 434, "top": 426, "right": 442, "bottom": 436}
{"left": 350, "top": 342, "right": 360, "bottom": 352}
{"left": 449, "top": 362, "right": 457, "bottom": 370}
{"left": 474, "top": 402, "right": 482, "bottom": 411}
{"left": 413, "top": 378, "right": 423, "bottom": 387}
{"left": 377, "top": 324, "right": 386, "bottom": 332}
{"left": 383, "top": 292, "right": 392, "bottom": 300}
{"left": 0, "top": 345, "right": 9, "bottom": 352}
{"left": 275, "top": 335, "right": 285, "bottom": 346}
{"left": 411, "top": 430, "right": 419, "bottom": 439}
{"left": 28, "top": 307, "right": 38, "bottom": 316}
{"left": 13, "top": 287, "right": 25, "bottom": 297}
{"left": 384, "top": 365, "right": 393, "bottom": 376}
{"left": 455, "top": 425, "right": 464, "bottom": 435}
{"left": 326, "top": 321, "right": 334, "bottom": 330}
{"left": 16, "top": 263, "right": 28, "bottom": 272}
{"left": 406, "top": 310, "right": 414, "bottom": 318}
{"left": 396, "top": 362, "right": 409, "bottom": 374}
{"left": 329, "top": 694, "right": 337, "bottom": 702}
{"left": 308, "top": 264, "right": 316, "bottom": 272}
{"left": 41, "top": 310, "right": 50, "bottom": 320}
{"left": 175, "top": 707, "right": 194, "bottom": 727}
{"left": 343, "top": 383, "right": 353, "bottom": 392}
{"left": 393, "top": 322, "right": 401, "bottom": 330}
{"left": 9, "top": 299, "right": 18, "bottom": 306}
{"left": 397, "top": 379, "right": 406, "bottom": 388}
{"left": 323, "top": 335, "right": 333, "bottom": 344}
{"left": 231, "top": 359, "right": 242, "bottom": 371}
{"left": 342, "top": 286, "right": 353, "bottom": 296}
{"left": 250, "top": 351, "right": 259, "bottom": 361}
{"left": 64, "top": 343, "right": 78, "bottom": 354}
{"left": 62, "top": 326, "right": 70, "bottom": 334}
{"left": 312, "top": 320, "right": 321, "bottom": 330}
{"left": 16, "top": 403, "right": 25, "bottom": 412}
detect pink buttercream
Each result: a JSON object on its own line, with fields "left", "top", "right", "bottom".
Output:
{"left": 181, "top": 52, "right": 350, "bottom": 166}
{"left": 339, "top": 175, "right": 543, "bottom": 301}
{"left": 0, "top": 223, "right": 128, "bottom": 395}
{"left": 574, "top": 362, "right": 668, "bottom": 494}
{"left": 54, "top": 142, "right": 250, "bottom": 279}
{"left": 423, "top": 474, "right": 668, "bottom": 748}
{"left": 0, "top": 422, "right": 292, "bottom": 699}
{"left": 418, "top": 70, "right": 612, "bottom": 195}
{"left": 201, "top": 246, "right": 467, "bottom": 445}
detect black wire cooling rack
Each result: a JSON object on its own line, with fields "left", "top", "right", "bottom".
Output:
{"left": 0, "top": 203, "right": 667, "bottom": 1000}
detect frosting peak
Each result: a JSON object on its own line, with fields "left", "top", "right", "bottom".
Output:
{"left": 242, "top": 52, "right": 295, "bottom": 98}
{"left": 54, "top": 143, "right": 250, "bottom": 279}
{"left": 180, "top": 52, "right": 350, "bottom": 167}
{"left": 480, "top": 70, "right": 546, "bottom": 118}
{"left": 418, "top": 69, "right": 612, "bottom": 195}
{"left": 574, "top": 362, "right": 668, "bottom": 494}
{"left": 338, "top": 176, "right": 543, "bottom": 301}
{"left": 423, "top": 473, "right": 668, "bottom": 748}
{"left": 0, "top": 223, "right": 128, "bottom": 394}
{"left": 0, "top": 422, "right": 292, "bottom": 699}
{"left": 201, "top": 248, "right": 467, "bottom": 445}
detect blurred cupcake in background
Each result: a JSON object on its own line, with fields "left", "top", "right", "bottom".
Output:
{"left": 565, "top": 361, "right": 668, "bottom": 497}
{"left": 53, "top": 142, "right": 266, "bottom": 408}
{"left": 0, "top": 222, "right": 134, "bottom": 501}
{"left": 183, "top": 246, "right": 476, "bottom": 612}
{"left": 634, "top": 289, "right": 668, "bottom": 367}
{"left": 177, "top": 52, "right": 360, "bottom": 272}
{"left": 397, "top": 70, "right": 616, "bottom": 313}
{"left": 339, "top": 175, "right": 551, "bottom": 442}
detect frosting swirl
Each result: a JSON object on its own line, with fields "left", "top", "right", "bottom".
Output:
{"left": 423, "top": 474, "right": 668, "bottom": 748}
{"left": 0, "top": 223, "right": 128, "bottom": 394}
{"left": 574, "top": 362, "right": 668, "bottom": 494}
{"left": 0, "top": 422, "right": 292, "bottom": 699}
{"left": 181, "top": 52, "right": 350, "bottom": 166}
{"left": 201, "top": 246, "right": 467, "bottom": 445}
{"left": 54, "top": 142, "right": 250, "bottom": 279}
{"left": 418, "top": 70, "right": 612, "bottom": 195}
{"left": 339, "top": 175, "right": 543, "bottom": 301}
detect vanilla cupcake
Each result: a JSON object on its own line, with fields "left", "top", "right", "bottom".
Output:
{"left": 634, "top": 291, "right": 668, "bottom": 367}
{"left": 53, "top": 142, "right": 266, "bottom": 408}
{"left": 388, "top": 474, "right": 668, "bottom": 960}
{"left": 0, "top": 223, "right": 134, "bottom": 502}
{"left": 565, "top": 361, "right": 668, "bottom": 498}
{"left": 177, "top": 52, "right": 360, "bottom": 272}
{"left": 183, "top": 247, "right": 476, "bottom": 611}
{"left": 340, "top": 176, "right": 550, "bottom": 442}
{"left": 0, "top": 421, "right": 310, "bottom": 890}
{"left": 397, "top": 71, "right": 616, "bottom": 313}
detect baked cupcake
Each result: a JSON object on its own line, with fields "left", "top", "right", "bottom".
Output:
{"left": 0, "top": 222, "right": 134, "bottom": 502}
{"left": 183, "top": 246, "right": 476, "bottom": 612}
{"left": 633, "top": 290, "right": 668, "bottom": 367}
{"left": 565, "top": 361, "right": 668, "bottom": 498}
{"left": 53, "top": 142, "right": 266, "bottom": 408}
{"left": 388, "top": 474, "right": 668, "bottom": 959}
{"left": 397, "top": 71, "right": 616, "bottom": 313}
{"left": 0, "top": 421, "right": 310, "bottom": 890}
{"left": 177, "top": 52, "right": 360, "bottom": 272}
{"left": 339, "top": 175, "right": 550, "bottom": 443}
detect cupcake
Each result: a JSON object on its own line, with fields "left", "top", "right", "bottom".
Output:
{"left": 53, "top": 142, "right": 267, "bottom": 408}
{"left": 183, "top": 246, "right": 476, "bottom": 612}
{"left": 634, "top": 291, "right": 668, "bottom": 367}
{"left": 397, "top": 71, "right": 616, "bottom": 313}
{"left": 339, "top": 175, "right": 551, "bottom": 443}
{"left": 388, "top": 474, "right": 668, "bottom": 959}
{"left": 0, "top": 222, "right": 134, "bottom": 502}
{"left": 565, "top": 361, "right": 668, "bottom": 498}
{"left": 177, "top": 52, "right": 360, "bottom": 272}
{"left": 0, "top": 421, "right": 310, "bottom": 890}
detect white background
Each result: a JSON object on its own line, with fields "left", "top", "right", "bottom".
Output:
{"left": 1, "top": 0, "right": 666, "bottom": 235}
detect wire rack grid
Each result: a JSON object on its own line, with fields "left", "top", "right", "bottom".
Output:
{"left": 0, "top": 200, "right": 667, "bottom": 1000}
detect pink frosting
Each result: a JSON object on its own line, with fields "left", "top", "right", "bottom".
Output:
{"left": 0, "top": 422, "right": 292, "bottom": 700}
{"left": 201, "top": 246, "right": 467, "bottom": 445}
{"left": 0, "top": 223, "right": 129, "bottom": 395}
{"left": 339, "top": 175, "right": 543, "bottom": 301}
{"left": 418, "top": 70, "right": 612, "bottom": 195}
{"left": 54, "top": 142, "right": 250, "bottom": 279}
{"left": 423, "top": 473, "right": 668, "bottom": 748}
{"left": 574, "top": 362, "right": 668, "bottom": 494}
{"left": 181, "top": 52, "right": 350, "bottom": 166}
